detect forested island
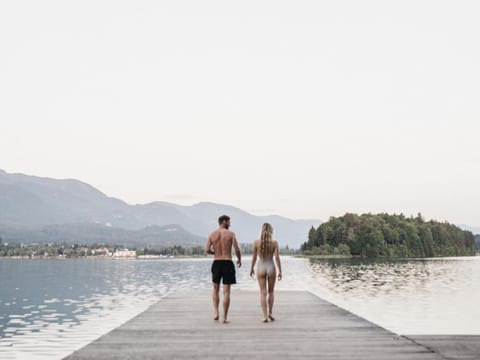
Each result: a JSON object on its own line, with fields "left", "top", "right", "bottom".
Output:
{"left": 301, "top": 213, "right": 476, "bottom": 258}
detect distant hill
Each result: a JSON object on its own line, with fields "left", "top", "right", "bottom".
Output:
{"left": 0, "top": 223, "right": 203, "bottom": 248}
{"left": 475, "top": 234, "right": 480, "bottom": 251}
{"left": 458, "top": 224, "right": 480, "bottom": 235}
{"left": 0, "top": 169, "right": 320, "bottom": 248}
{"left": 148, "top": 201, "right": 320, "bottom": 248}
{"left": 0, "top": 169, "right": 131, "bottom": 227}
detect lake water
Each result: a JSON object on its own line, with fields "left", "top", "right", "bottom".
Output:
{"left": 1, "top": 256, "right": 480, "bottom": 359}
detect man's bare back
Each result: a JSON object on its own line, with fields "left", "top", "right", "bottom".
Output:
{"left": 207, "top": 228, "right": 240, "bottom": 260}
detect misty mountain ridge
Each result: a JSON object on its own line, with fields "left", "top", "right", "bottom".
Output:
{"left": 0, "top": 222, "right": 204, "bottom": 248}
{"left": 0, "top": 169, "right": 320, "bottom": 248}
{"left": 458, "top": 224, "right": 480, "bottom": 235}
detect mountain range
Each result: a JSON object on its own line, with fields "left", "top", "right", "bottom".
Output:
{"left": 0, "top": 169, "right": 321, "bottom": 248}
{"left": 458, "top": 224, "right": 480, "bottom": 235}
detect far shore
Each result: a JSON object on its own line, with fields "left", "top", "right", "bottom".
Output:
{"left": 295, "top": 253, "right": 480, "bottom": 260}
{"left": 295, "top": 254, "right": 352, "bottom": 259}
{"left": 0, "top": 255, "right": 211, "bottom": 260}
{"left": 2, "top": 252, "right": 479, "bottom": 260}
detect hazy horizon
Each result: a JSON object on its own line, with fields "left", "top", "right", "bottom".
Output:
{"left": 2, "top": 167, "right": 479, "bottom": 229}
{"left": 1, "top": 1, "right": 479, "bottom": 225}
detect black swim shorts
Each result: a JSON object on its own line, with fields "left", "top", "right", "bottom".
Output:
{"left": 211, "top": 260, "right": 236, "bottom": 284}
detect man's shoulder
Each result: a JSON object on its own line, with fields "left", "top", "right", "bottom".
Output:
{"left": 210, "top": 228, "right": 236, "bottom": 238}
{"left": 220, "top": 228, "right": 236, "bottom": 238}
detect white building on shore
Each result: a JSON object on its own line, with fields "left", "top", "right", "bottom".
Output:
{"left": 113, "top": 249, "right": 136, "bottom": 258}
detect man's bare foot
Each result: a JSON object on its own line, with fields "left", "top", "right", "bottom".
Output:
{"left": 262, "top": 318, "right": 268, "bottom": 323}
{"left": 214, "top": 315, "right": 219, "bottom": 321}
{"left": 268, "top": 314, "right": 275, "bottom": 321}
{"left": 223, "top": 319, "right": 230, "bottom": 324}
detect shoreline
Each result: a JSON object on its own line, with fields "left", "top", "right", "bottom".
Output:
{"left": 2, "top": 253, "right": 478, "bottom": 260}
{"left": 294, "top": 254, "right": 352, "bottom": 259}
{"left": 0, "top": 255, "right": 211, "bottom": 260}
{"left": 294, "top": 253, "right": 479, "bottom": 259}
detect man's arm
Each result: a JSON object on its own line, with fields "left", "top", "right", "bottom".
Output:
{"left": 233, "top": 234, "right": 241, "bottom": 267}
{"left": 205, "top": 235, "right": 214, "bottom": 255}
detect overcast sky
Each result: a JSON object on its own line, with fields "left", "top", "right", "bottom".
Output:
{"left": 1, "top": 1, "right": 479, "bottom": 224}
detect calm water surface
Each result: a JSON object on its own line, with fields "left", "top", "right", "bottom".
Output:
{"left": 1, "top": 256, "right": 479, "bottom": 359}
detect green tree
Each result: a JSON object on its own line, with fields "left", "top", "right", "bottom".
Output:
{"left": 302, "top": 213, "right": 475, "bottom": 258}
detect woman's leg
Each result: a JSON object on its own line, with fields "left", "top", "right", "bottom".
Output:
{"left": 267, "top": 269, "right": 277, "bottom": 319}
{"left": 257, "top": 271, "right": 268, "bottom": 321}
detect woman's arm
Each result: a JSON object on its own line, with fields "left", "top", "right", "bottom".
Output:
{"left": 250, "top": 240, "right": 258, "bottom": 277}
{"left": 274, "top": 241, "right": 282, "bottom": 280}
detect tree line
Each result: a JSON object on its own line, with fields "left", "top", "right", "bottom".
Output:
{"left": 301, "top": 213, "right": 476, "bottom": 258}
{"left": 0, "top": 239, "right": 297, "bottom": 258}
{"left": 0, "top": 240, "right": 207, "bottom": 258}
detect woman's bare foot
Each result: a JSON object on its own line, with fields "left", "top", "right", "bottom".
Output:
{"left": 268, "top": 314, "right": 275, "bottom": 321}
{"left": 223, "top": 319, "right": 230, "bottom": 324}
{"left": 262, "top": 318, "right": 268, "bottom": 323}
{"left": 214, "top": 315, "right": 219, "bottom": 321}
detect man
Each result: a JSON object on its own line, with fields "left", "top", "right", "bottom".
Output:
{"left": 205, "top": 214, "right": 241, "bottom": 323}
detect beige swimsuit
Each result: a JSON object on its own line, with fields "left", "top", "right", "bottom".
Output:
{"left": 257, "top": 257, "right": 275, "bottom": 275}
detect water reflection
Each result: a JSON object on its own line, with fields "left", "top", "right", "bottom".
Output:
{"left": 0, "top": 258, "right": 208, "bottom": 359}
{"left": 305, "top": 257, "right": 480, "bottom": 335}
{"left": 308, "top": 258, "right": 442, "bottom": 295}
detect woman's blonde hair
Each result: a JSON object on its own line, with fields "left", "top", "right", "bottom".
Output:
{"left": 260, "top": 223, "right": 274, "bottom": 258}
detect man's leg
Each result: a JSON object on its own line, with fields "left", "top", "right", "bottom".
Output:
{"left": 212, "top": 282, "right": 220, "bottom": 320}
{"left": 223, "top": 284, "right": 231, "bottom": 323}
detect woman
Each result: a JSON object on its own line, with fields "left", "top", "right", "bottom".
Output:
{"left": 249, "top": 223, "right": 282, "bottom": 322}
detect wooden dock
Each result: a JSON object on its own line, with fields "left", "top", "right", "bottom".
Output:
{"left": 64, "top": 290, "right": 478, "bottom": 359}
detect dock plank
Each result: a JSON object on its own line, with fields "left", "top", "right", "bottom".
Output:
{"left": 405, "top": 335, "right": 480, "bottom": 360}
{"left": 65, "top": 290, "right": 445, "bottom": 360}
